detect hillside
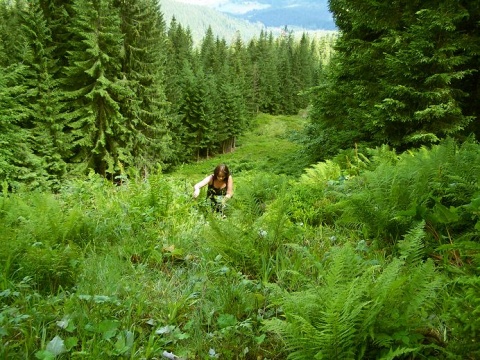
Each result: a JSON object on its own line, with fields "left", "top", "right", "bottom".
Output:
{"left": 3, "top": 113, "right": 479, "bottom": 359}
{"left": 159, "top": 0, "right": 336, "bottom": 45}
{"left": 159, "top": 0, "right": 269, "bottom": 44}
{"left": 169, "top": 113, "right": 310, "bottom": 181}
{"left": 225, "top": 0, "right": 336, "bottom": 30}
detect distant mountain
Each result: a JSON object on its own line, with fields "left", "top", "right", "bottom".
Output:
{"left": 159, "top": 0, "right": 268, "bottom": 44}
{"left": 159, "top": 0, "right": 337, "bottom": 45}
{"left": 222, "top": 0, "right": 336, "bottom": 31}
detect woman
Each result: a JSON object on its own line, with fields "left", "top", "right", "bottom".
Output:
{"left": 193, "top": 164, "right": 234, "bottom": 213}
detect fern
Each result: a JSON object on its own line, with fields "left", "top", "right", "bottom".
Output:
{"left": 264, "top": 228, "right": 444, "bottom": 359}
{"left": 443, "top": 269, "right": 480, "bottom": 358}
{"left": 379, "top": 346, "right": 421, "bottom": 360}
{"left": 300, "top": 160, "right": 341, "bottom": 186}
{"left": 397, "top": 220, "right": 426, "bottom": 265}
{"left": 334, "top": 138, "right": 480, "bottom": 249}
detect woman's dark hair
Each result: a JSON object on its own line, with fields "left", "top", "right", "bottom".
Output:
{"left": 213, "top": 164, "right": 230, "bottom": 183}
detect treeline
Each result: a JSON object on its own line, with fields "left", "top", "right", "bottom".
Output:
{"left": 305, "top": 0, "right": 480, "bottom": 160}
{"left": 0, "top": 0, "right": 331, "bottom": 190}
{"left": 160, "top": 0, "right": 269, "bottom": 45}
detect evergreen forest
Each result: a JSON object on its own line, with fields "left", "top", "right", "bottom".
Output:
{"left": 1, "top": 0, "right": 480, "bottom": 359}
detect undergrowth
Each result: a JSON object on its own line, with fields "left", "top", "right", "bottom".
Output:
{"left": 0, "top": 114, "right": 479, "bottom": 359}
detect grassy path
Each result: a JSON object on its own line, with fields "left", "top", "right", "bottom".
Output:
{"left": 168, "top": 113, "right": 309, "bottom": 183}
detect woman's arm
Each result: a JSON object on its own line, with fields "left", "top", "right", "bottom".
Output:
{"left": 225, "top": 176, "right": 234, "bottom": 199}
{"left": 193, "top": 175, "right": 212, "bottom": 198}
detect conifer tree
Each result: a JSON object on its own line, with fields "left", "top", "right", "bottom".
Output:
{"left": 178, "top": 60, "right": 216, "bottom": 161}
{"left": 164, "top": 18, "right": 197, "bottom": 162}
{"left": 306, "top": 0, "right": 480, "bottom": 159}
{"left": 37, "top": 0, "right": 76, "bottom": 73}
{"left": 200, "top": 26, "right": 217, "bottom": 72}
{"left": 116, "top": 0, "right": 173, "bottom": 170}
{"left": 276, "top": 29, "right": 296, "bottom": 114}
{"left": 216, "top": 75, "right": 247, "bottom": 153}
{"left": 63, "top": 0, "right": 134, "bottom": 177}
{"left": 293, "top": 33, "right": 317, "bottom": 110}
{"left": 0, "top": 0, "right": 59, "bottom": 189}
{"left": 19, "top": 0, "right": 68, "bottom": 188}
{"left": 248, "top": 31, "right": 281, "bottom": 114}
{"left": 229, "top": 33, "right": 255, "bottom": 118}
{"left": 0, "top": 2, "right": 26, "bottom": 187}
{"left": 0, "top": 65, "right": 38, "bottom": 189}
{"left": 164, "top": 17, "right": 194, "bottom": 114}
{"left": 0, "top": 0, "right": 21, "bottom": 67}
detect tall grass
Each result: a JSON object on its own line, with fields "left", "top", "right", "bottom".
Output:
{"left": 1, "top": 116, "right": 479, "bottom": 359}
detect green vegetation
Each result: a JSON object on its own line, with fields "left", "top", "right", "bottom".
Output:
{"left": 1, "top": 0, "right": 480, "bottom": 358}
{"left": 305, "top": 1, "right": 480, "bottom": 160}
{"left": 0, "top": 0, "right": 331, "bottom": 189}
{"left": 1, "top": 114, "right": 479, "bottom": 359}
{"left": 169, "top": 113, "right": 309, "bottom": 180}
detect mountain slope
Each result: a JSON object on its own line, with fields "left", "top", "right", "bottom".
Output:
{"left": 159, "top": 0, "right": 336, "bottom": 45}
{"left": 225, "top": 0, "right": 336, "bottom": 30}
{"left": 159, "top": 0, "right": 269, "bottom": 44}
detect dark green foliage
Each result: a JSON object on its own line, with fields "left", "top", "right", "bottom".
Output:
{"left": 164, "top": 17, "right": 194, "bottom": 115}
{"left": 264, "top": 233, "right": 445, "bottom": 360}
{"left": 248, "top": 31, "right": 282, "bottom": 115}
{"left": 215, "top": 73, "right": 248, "bottom": 154}
{"left": 19, "top": 0, "right": 69, "bottom": 189}
{"left": 283, "top": 160, "right": 342, "bottom": 226}
{"left": 0, "top": 193, "right": 82, "bottom": 294}
{"left": 443, "top": 268, "right": 480, "bottom": 357}
{"left": 177, "top": 63, "right": 216, "bottom": 161}
{"left": 63, "top": 0, "right": 133, "bottom": 177}
{"left": 116, "top": 0, "right": 173, "bottom": 169}
{"left": 306, "top": 0, "right": 480, "bottom": 160}
{"left": 323, "top": 139, "right": 480, "bottom": 252}
{"left": 13, "top": 245, "right": 80, "bottom": 294}
{"left": 0, "top": 65, "right": 45, "bottom": 190}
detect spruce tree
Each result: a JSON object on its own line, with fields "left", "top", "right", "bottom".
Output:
{"left": 216, "top": 74, "right": 247, "bottom": 153}
{"left": 116, "top": 0, "right": 173, "bottom": 171}
{"left": 229, "top": 33, "right": 255, "bottom": 119}
{"left": 248, "top": 31, "right": 281, "bottom": 114}
{"left": 63, "top": 0, "right": 133, "bottom": 177}
{"left": 0, "top": 0, "right": 21, "bottom": 67}
{"left": 276, "top": 29, "right": 296, "bottom": 115}
{"left": 38, "top": 0, "right": 76, "bottom": 73}
{"left": 20, "top": 0, "right": 68, "bottom": 189}
{"left": 178, "top": 60, "right": 216, "bottom": 161}
{"left": 293, "top": 33, "right": 317, "bottom": 110}
{"left": 0, "top": 0, "right": 58, "bottom": 189}
{"left": 307, "top": 0, "right": 480, "bottom": 159}
{"left": 164, "top": 18, "right": 194, "bottom": 115}
{"left": 0, "top": 65, "right": 38, "bottom": 189}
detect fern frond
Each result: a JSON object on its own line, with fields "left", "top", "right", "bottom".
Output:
{"left": 379, "top": 346, "right": 420, "bottom": 360}
{"left": 397, "top": 221, "right": 426, "bottom": 265}
{"left": 265, "top": 242, "right": 444, "bottom": 359}
{"left": 300, "top": 160, "right": 341, "bottom": 186}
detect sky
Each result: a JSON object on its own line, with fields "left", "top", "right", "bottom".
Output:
{"left": 175, "top": 0, "right": 270, "bottom": 14}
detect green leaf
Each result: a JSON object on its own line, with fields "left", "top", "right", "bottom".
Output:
{"left": 430, "top": 203, "right": 459, "bottom": 224}
{"left": 46, "top": 335, "right": 67, "bottom": 356}
{"left": 34, "top": 350, "right": 55, "bottom": 360}
{"left": 65, "top": 337, "right": 78, "bottom": 351}
{"left": 217, "top": 314, "right": 237, "bottom": 329}
{"left": 114, "top": 330, "right": 134, "bottom": 355}
{"left": 98, "top": 320, "right": 120, "bottom": 340}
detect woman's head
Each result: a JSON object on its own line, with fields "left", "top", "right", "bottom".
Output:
{"left": 213, "top": 164, "right": 230, "bottom": 182}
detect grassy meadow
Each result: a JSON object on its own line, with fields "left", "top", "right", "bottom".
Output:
{"left": 1, "top": 113, "right": 480, "bottom": 359}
